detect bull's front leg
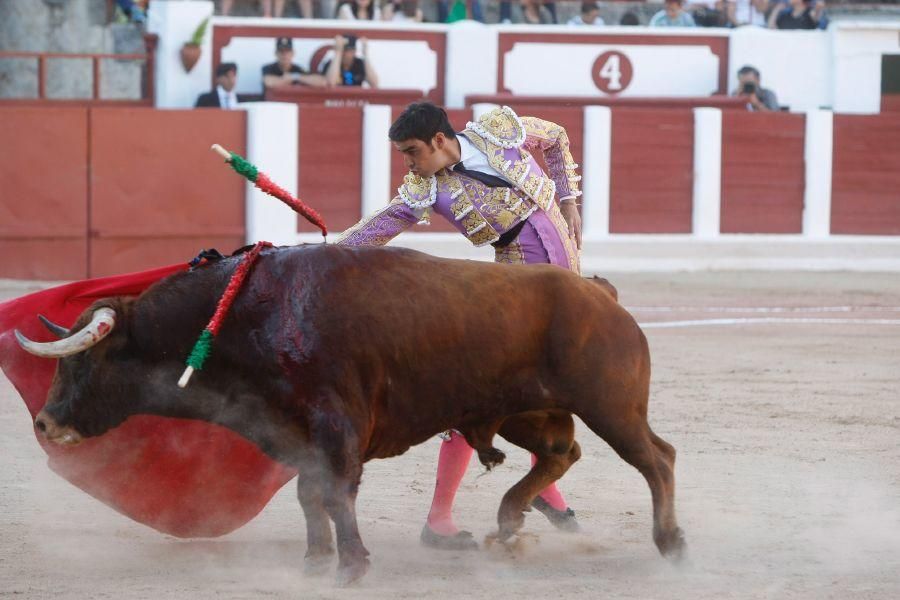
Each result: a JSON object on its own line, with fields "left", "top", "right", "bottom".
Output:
{"left": 309, "top": 393, "right": 370, "bottom": 586}
{"left": 295, "top": 455, "right": 335, "bottom": 575}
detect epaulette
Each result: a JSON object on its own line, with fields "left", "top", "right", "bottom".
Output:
{"left": 398, "top": 172, "right": 437, "bottom": 209}
{"left": 465, "top": 105, "right": 526, "bottom": 149}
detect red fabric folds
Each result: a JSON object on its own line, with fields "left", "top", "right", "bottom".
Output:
{"left": 0, "top": 264, "right": 297, "bottom": 538}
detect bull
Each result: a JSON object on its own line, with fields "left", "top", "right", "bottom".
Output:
{"left": 16, "top": 244, "right": 685, "bottom": 585}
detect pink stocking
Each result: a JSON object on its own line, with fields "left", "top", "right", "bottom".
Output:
{"left": 532, "top": 453, "right": 568, "bottom": 511}
{"left": 425, "top": 431, "right": 474, "bottom": 535}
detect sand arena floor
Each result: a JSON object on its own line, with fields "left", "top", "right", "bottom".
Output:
{"left": 1, "top": 271, "right": 898, "bottom": 599}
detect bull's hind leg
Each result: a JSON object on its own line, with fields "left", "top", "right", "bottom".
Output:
{"left": 582, "top": 412, "right": 685, "bottom": 562}
{"left": 494, "top": 411, "right": 580, "bottom": 541}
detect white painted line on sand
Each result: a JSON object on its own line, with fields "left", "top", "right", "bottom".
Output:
{"left": 628, "top": 306, "right": 900, "bottom": 314}
{"left": 640, "top": 317, "right": 900, "bottom": 329}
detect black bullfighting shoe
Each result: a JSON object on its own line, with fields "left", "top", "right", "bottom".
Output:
{"left": 531, "top": 497, "right": 580, "bottom": 532}
{"left": 420, "top": 525, "right": 479, "bottom": 551}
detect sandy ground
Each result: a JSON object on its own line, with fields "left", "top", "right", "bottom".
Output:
{"left": 1, "top": 271, "right": 899, "bottom": 599}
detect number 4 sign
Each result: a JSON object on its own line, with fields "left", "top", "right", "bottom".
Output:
{"left": 592, "top": 51, "right": 634, "bottom": 95}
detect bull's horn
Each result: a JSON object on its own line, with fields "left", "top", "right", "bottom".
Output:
{"left": 38, "top": 314, "right": 70, "bottom": 338}
{"left": 16, "top": 308, "right": 116, "bottom": 358}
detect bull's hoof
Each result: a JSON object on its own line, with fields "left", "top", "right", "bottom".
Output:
{"left": 477, "top": 447, "right": 506, "bottom": 470}
{"left": 303, "top": 550, "right": 334, "bottom": 576}
{"left": 497, "top": 508, "right": 526, "bottom": 540}
{"left": 484, "top": 531, "right": 539, "bottom": 556}
{"left": 531, "top": 497, "right": 580, "bottom": 533}
{"left": 335, "top": 557, "right": 370, "bottom": 587}
{"left": 420, "top": 525, "right": 479, "bottom": 551}
{"left": 656, "top": 527, "right": 687, "bottom": 564}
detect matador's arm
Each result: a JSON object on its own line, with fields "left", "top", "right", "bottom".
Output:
{"left": 520, "top": 116, "right": 582, "bottom": 204}
{"left": 333, "top": 197, "right": 425, "bottom": 246}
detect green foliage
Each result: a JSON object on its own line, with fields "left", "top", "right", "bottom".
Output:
{"left": 189, "top": 17, "right": 210, "bottom": 46}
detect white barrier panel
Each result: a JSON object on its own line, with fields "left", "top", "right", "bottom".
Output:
{"left": 502, "top": 35, "right": 721, "bottom": 97}
{"left": 803, "top": 110, "right": 834, "bottom": 238}
{"left": 833, "top": 21, "right": 900, "bottom": 114}
{"left": 243, "top": 102, "right": 300, "bottom": 246}
{"left": 581, "top": 106, "right": 611, "bottom": 238}
{"left": 147, "top": 0, "right": 215, "bottom": 109}
{"left": 692, "top": 108, "right": 722, "bottom": 238}
{"left": 362, "top": 104, "right": 392, "bottom": 216}
{"left": 445, "top": 22, "right": 498, "bottom": 108}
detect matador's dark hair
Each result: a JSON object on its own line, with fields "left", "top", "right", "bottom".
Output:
{"left": 388, "top": 102, "right": 456, "bottom": 145}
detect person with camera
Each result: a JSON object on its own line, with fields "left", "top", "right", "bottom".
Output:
{"left": 733, "top": 65, "right": 779, "bottom": 112}
{"left": 322, "top": 35, "right": 379, "bottom": 88}
{"left": 768, "top": 0, "right": 827, "bottom": 30}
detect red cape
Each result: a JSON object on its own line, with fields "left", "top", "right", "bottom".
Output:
{"left": 0, "top": 264, "right": 297, "bottom": 537}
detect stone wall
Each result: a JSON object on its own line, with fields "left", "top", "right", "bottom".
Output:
{"left": 0, "top": 0, "right": 146, "bottom": 100}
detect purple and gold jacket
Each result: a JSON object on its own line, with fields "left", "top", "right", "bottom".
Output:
{"left": 335, "top": 106, "right": 582, "bottom": 248}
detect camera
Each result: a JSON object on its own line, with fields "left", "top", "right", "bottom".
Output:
{"left": 741, "top": 81, "right": 757, "bottom": 95}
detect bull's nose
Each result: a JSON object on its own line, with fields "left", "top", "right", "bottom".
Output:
{"left": 34, "top": 416, "right": 47, "bottom": 433}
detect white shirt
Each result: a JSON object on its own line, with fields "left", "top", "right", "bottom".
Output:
{"left": 216, "top": 85, "right": 238, "bottom": 110}
{"left": 567, "top": 15, "right": 606, "bottom": 26}
{"left": 337, "top": 3, "right": 382, "bottom": 20}
{"left": 453, "top": 135, "right": 514, "bottom": 185}
{"left": 733, "top": 0, "right": 767, "bottom": 26}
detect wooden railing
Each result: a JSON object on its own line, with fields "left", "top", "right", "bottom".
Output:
{"left": 0, "top": 34, "right": 157, "bottom": 105}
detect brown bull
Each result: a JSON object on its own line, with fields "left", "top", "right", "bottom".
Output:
{"left": 17, "top": 244, "right": 685, "bottom": 584}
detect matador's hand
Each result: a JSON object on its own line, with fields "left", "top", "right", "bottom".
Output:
{"left": 560, "top": 202, "right": 582, "bottom": 249}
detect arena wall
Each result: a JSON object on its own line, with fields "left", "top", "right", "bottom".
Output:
{"left": 2, "top": 3, "right": 900, "bottom": 280}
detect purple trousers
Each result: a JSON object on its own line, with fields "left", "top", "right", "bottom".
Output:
{"left": 495, "top": 203, "right": 580, "bottom": 273}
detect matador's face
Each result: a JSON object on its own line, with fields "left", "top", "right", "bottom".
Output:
{"left": 393, "top": 134, "right": 453, "bottom": 179}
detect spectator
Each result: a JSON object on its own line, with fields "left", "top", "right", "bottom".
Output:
{"left": 262, "top": 37, "right": 327, "bottom": 96}
{"left": 336, "top": 0, "right": 383, "bottom": 19}
{"left": 649, "top": 0, "right": 697, "bottom": 27}
{"left": 438, "top": 1, "right": 485, "bottom": 22}
{"left": 322, "top": 35, "right": 379, "bottom": 87}
{"left": 115, "top": 0, "right": 147, "bottom": 22}
{"left": 619, "top": 11, "right": 641, "bottom": 25}
{"left": 567, "top": 1, "right": 605, "bottom": 26}
{"left": 768, "top": 0, "right": 826, "bottom": 29}
{"left": 501, "top": 1, "right": 557, "bottom": 24}
{"left": 195, "top": 63, "right": 239, "bottom": 109}
{"left": 274, "top": 0, "right": 315, "bottom": 18}
{"left": 221, "top": 0, "right": 273, "bottom": 17}
{"left": 386, "top": 0, "right": 424, "bottom": 22}
{"left": 731, "top": 0, "right": 770, "bottom": 26}
{"left": 686, "top": 0, "right": 728, "bottom": 27}
{"left": 732, "top": 65, "right": 779, "bottom": 111}
{"left": 518, "top": 0, "right": 555, "bottom": 24}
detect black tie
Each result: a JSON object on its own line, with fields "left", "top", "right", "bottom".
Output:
{"left": 452, "top": 162, "right": 512, "bottom": 188}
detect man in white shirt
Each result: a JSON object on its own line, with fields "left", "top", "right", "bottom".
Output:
{"left": 567, "top": 1, "right": 605, "bottom": 26}
{"left": 195, "top": 63, "right": 239, "bottom": 110}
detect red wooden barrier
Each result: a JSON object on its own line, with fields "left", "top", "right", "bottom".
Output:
{"left": 0, "top": 108, "right": 89, "bottom": 280}
{"left": 610, "top": 109, "right": 694, "bottom": 233}
{"left": 89, "top": 108, "right": 247, "bottom": 277}
{"left": 831, "top": 114, "right": 900, "bottom": 235}
{"left": 720, "top": 112, "right": 805, "bottom": 234}
{"left": 466, "top": 94, "right": 747, "bottom": 111}
{"left": 267, "top": 86, "right": 424, "bottom": 107}
{"left": 298, "top": 106, "right": 363, "bottom": 232}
